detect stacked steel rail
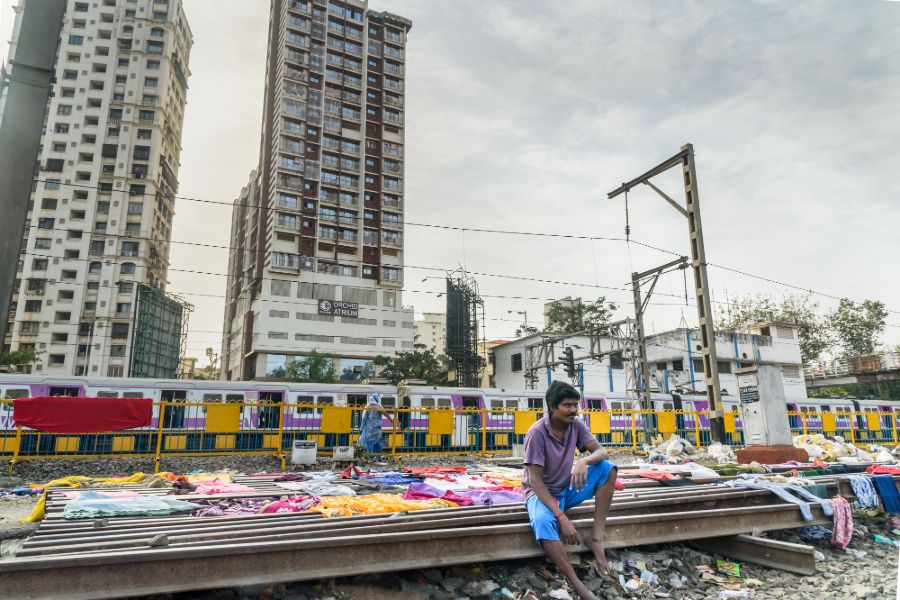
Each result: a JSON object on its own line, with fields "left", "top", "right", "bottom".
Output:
{"left": 1, "top": 473, "right": 891, "bottom": 599}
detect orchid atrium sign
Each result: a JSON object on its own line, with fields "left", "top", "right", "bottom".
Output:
{"left": 318, "top": 300, "right": 359, "bottom": 318}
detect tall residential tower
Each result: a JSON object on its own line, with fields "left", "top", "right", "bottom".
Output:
{"left": 221, "top": 0, "right": 413, "bottom": 381}
{"left": 1, "top": 0, "right": 193, "bottom": 377}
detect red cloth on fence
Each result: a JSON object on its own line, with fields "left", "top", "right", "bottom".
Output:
{"left": 12, "top": 396, "right": 152, "bottom": 433}
{"left": 866, "top": 465, "right": 900, "bottom": 475}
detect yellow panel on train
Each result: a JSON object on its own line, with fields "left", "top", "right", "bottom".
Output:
{"left": 589, "top": 412, "right": 611, "bottom": 434}
{"left": 320, "top": 407, "right": 351, "bottom": 434}
{"left": 428, "top": 410, "right": 454, "bottom": 435}
{"left": 205, "top": 404, "right": 240, "bottom": 432}
{"left": 514, "top": 411, "right": 540, "bottom": 435}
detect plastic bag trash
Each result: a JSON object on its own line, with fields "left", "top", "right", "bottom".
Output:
{"left": 623, "top": 579, "right": 641, "bottom": 591}
{"left": 845, "top": 548, "right": 867, "bottom": 559}
{"left": 718, "top": 592, "right": 750, "bottom": 599}
{"left": 716, "top": 560, "right": 741, "bottom": 578}
{"left": 667, "top": 573, "right": 684, "bottom": 589}
{"left": 549, "top": 589, "right": 573, "bottom": 600}
{"left": 640, "top": 569, "right": 659, "bottom": 585}
{"left": 814, "top": 550, "right": 826, "bottom": 562}
{"left": 875, "top": 449, "right": 894, "bottom": 463}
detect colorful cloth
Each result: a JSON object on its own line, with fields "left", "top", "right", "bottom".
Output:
{"left": 454, "top": 488, "right": 524, "bottom": 506}
{"left": 403, "top": 483, "right": 473, "bottom": 506}
{"left": 618, "top": 469, "right": 676, "bottom": 481}
{"left": 275, "top": 481, "right": 356, "bottom": 496}
{"left": 828, "top": 496, "right": 853, "bottom": 548}
{"left": 191, "top": 478, "right": 256, "bottom": 495}
{"left": 865, "top": 465, "right": 900, "bottom": 475}
{"left": 848, "top": 475, "right": 880, "bottom": 509}
{"left": 21, "top": 472, "right": 150, "bottom": 522}
{"left": 357, "top": 472, "right": 420, "bottom": 485}
{"left": 64, "top": 491, "right": 202, "bottom": 519}
{"left": 261, "top": 495, "right": 321, "bottom": 514}
{"left": 404, "top": 466, "right": 468, "bottom": 476}
{"left": 63, "top": 490, "right": 140, "bottom": 499}
{"left": 310, "top": 493, "right": 458, "bottom": 518}
{"left": 190, "top": 497, "right": 277, "bottom": 517}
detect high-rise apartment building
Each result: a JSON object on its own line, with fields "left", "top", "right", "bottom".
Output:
{"left": 413, "top": 312, "right": 446, "bottom": 355}
{"left": 1, "top": 0, "right": 193, "bottom": 377}
{"left": 221, "top": 0, "right": 413, "bottom": 381}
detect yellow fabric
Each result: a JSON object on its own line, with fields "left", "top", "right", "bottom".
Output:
{"left": 21, "top": 472, "right": 149, "bottom": 522}
{"left": 481, "top": 471, "right": 523, "bottom": 488}
{"left": 186, "top": 472, "right": 234, "bottom": 484}
{"left": 310, "top": 493, "right": 457, "bottom": 518}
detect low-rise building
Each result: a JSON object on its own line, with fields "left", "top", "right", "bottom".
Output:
{"left": 491, "top": 321, "right": 808, "bottom": 399}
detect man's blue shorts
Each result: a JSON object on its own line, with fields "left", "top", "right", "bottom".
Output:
{"left": 525, "top": 460, "right": 617, "bottom": 543}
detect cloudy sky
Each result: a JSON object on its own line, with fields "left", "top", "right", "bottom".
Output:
{"left": 3, "top": 0, "right": 899, "bottom": 364}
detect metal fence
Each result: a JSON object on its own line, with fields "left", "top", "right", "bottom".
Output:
{"left": 1, "top": 401, "right": 897, "bottom": 471}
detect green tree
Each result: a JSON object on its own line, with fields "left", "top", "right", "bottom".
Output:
{"left": 545, "top": 297, "right": 617, "bottom": 334}
{"left": 285, "top": 351, "right": 336, "bottom": 383}
{"left": 716, "top": 293, "right": 831, "bottom": 364}
{"left": 374, "top": 349, "right": 448, "bottom": 385}
{"left": 0, "top": 349, "right": 41, "bottom": 367}
{"left": 515, "top": 324, "right": 539, "bottom": 338}
{"left": 828, "top": 298, "right": 888, "bottom": 358}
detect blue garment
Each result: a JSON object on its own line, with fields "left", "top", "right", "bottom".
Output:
{"left": 728, "top": 479, "right": 834, "bottom": 522}
{"left": 358, "top": 395, "right": 385, "bottom": 453}
{"left": 64, "top": 491, "right": 203, "bottom": 519}
{"left": 356, "top": 472, "right": 418, "bottom": 485}
{"left": 525, "top": 460, "right": 616, "bottom": 543}
{"left": 848, "top": 475, "right": 880, "bottom": 509}
{"left": 872, "top": 475, "right": 900, "bottom": 515}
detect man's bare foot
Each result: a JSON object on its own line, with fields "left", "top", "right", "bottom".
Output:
{"left": 585, "top": 535, "right": 609, "bottom": 574}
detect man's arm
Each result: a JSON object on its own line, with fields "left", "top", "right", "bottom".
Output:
{"left": 570, "top": 438, "right": 609, "bottom": 491}
{"left": 527, "top": 463, "right": 580, "bottom": 546}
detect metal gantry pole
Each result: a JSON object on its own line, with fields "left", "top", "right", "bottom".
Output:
{"left": 609, "top": 143, "right": 726, "bottom": 443}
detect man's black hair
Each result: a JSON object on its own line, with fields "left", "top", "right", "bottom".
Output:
{"left": 545, "top": 380, "right": 581, "bottom": 411}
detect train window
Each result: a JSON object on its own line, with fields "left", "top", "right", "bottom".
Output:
{"left": 437, "top": 398, "right": 452, "bottom": 408}
{"left": 202, "top": 394, "right": 223, "bottom": 403}
{"left": 295, "top": 395, "right": 315, "bottom": 416}
{"left": 421, "top": 398, "right": 435, "bottom": 408}
{"left": 95, "top": 391, "right": 119, "bottom": 398}
{"left": 661, "top": 402, "right": 674, "bottom": 411}
{"left": 381, "top": 396, "right": 396, "bottom": 408}
{"left": 122, "top": 392, "right": 145, "bottom": 399}
{"left": 348, "top": 394, "right": 368, "bottom": 407}
{"left": 527, "top": 398, "right": 543, "bottom": 410}
{"left": 318, "top": 396, "right": 334, "bottom": 406}
{"left": 490, "top": 400, "right": 504, "bottom": 414}
{"left": 49, "top": 387, "right": 79, "bottom": 397}
{"left": 587, "top": 399, "right": 603, "bottom": 410}
{"left": 505, "top": 399, "right": 518, "bottom": 409}
{"left": 225, "top": 394, "right": 244, "bottom": 403}
{"left": 819, "top": 406, "right": 831, "bottom": 412}
{"left": 3, "top": 389, "right": 29, "bottom": 399}
{"left": 610, "top": 402, "right": 623, "bottom": 411}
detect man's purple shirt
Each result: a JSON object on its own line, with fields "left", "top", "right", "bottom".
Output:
{"left": 522, "top": 414, "right": 595, "bottom": 500}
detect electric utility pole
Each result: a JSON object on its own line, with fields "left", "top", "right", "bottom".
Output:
{"left": 609, "top": 144, "right": 727, "bottom": 443}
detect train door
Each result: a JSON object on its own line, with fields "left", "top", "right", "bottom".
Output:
{"left": 456, "top": 396, "right": 480, "bottom": 448}
{"left": 257, "top": 392, "right": 282, "bottom": 429}
{"left": 671, "top": 394, "right": 685, "bottom": 431}
{"left": 347, "top": 393, "right": 368, "bottom": 431}
{"left": 878, "top": 404, "right": 893, "bottom": 430}
{"left": 161, "top": 390, "right": 187, "bottom": 428}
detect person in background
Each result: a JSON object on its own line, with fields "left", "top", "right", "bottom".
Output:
{"left": 523, "top": 381, "right": 618, "bottom": 600}
{"left": 358, "top": 393, "right": 396, "bottom": 453}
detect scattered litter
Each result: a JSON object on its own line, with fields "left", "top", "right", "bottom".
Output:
{"left": 718, "top": 591, "right": 750, "bottom": 599}
{"left": 640, "top": 569, "right": 659, "bottom": 585}
{"left": 814, "top": 550, "right": 826, "bottom": 562}
{"left": 715, "top": 560, "right": 741, "bottom": 578}
{"left": 548, "top": 589, "right": 573, "bottom": 599}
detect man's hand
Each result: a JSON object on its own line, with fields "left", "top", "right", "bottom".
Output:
{"left": 570, "top": 458, "right": 589, "bottom": 492}
{"left": 558, "top": 515, "right": 579, "bottom": 545}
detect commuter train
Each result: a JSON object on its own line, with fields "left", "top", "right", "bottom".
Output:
{"left": 0, "top": 374, "right": 895, "bottom": 453}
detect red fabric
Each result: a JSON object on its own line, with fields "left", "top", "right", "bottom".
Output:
{"left": 866, "top": 465, "right": 900, "bottom": 475}
{"left": 614, "top": 479, "right": 625, "bottom": 491}
{"left": 13, "top": 396, "right": 152, "bottom": 433}
{"left": 404, "top": 466, "right": 468, "bottom": 475}
{"left": 617, "top": 469, "right": 676, "bottom": 481}
{"left": 339, "top": 465, "right": 363, "bottom": 479}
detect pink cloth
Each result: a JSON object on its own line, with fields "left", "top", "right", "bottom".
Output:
{"left": 191, "top": 478, "right": 256, "bottom": 495}
{"left": 403, "top": 482, "right": 474, "bottom": 506}
{"left": 261, "top": 495, "right": 321, "bottom": 514}
{"left": 617, "top": 469, "right": 675, "bottom": 481}
{"left": 63, "top": 490, "right": 140, "bottom": 499}
{"left": 866, "top": 465, "right": 900, "bottom": 475}
{"left": 828, "top": 496, "right": 853, "bottom": 548}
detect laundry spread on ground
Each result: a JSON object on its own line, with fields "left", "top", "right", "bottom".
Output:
{"left": 63, "top": 491, "right": 203, "bottom": 519}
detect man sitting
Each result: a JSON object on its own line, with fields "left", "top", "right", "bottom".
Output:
{"left": 523, "top": 381, "right": 618, "bottom": 600}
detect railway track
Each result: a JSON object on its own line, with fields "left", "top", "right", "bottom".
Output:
{"left": 0, "top": 474, "right": 879, "bottom": 600}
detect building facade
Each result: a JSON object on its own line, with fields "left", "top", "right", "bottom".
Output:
{"left": 413, "top": 312, "right": 445, "bottom": 354}
{"left": 1, "top": 0, "right": 193, "bottom": 377}
{"left": 221, "top": 0, "right": 413, "bottom": 381}
{"left": 492, "top": 322, "right": 809, "bottom": 400}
